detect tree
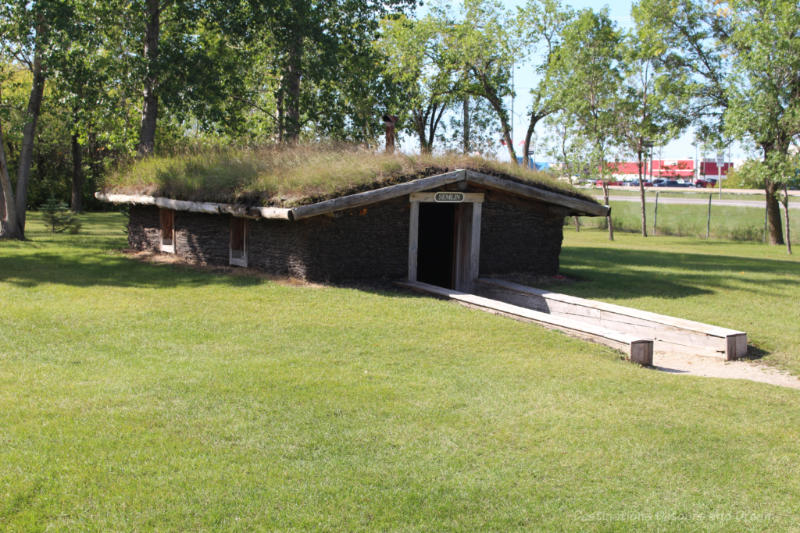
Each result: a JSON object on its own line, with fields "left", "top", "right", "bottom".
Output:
{"left": 722, "top": 0, "right": 800, "bottom": 245}
{"left": 446, "top": 0, "right": 518, "bottom": 162}
{"left": 616, "top": 16, "right": 689, "bottom": 236}
{"left": 551, "top": 8, "right": 622, "bottom": 239}
{"left": 246, "top": 0, "right": 416, "bottom": 145}
{"left": 516, "top": 0, "right": 574, "bottom": 168}
{"left": 375, "top": 15, "right": 458, "bottom": 153}
{"left": 633, "top": 0, "right": 729, "bottom": 137}
{"left": 0, "top": 109, "right": 20, "bottom": 238}
{"left": 441, "top": 96, "right": 500, "bottom": 155}
{"left": 729, "top": 155, "right": 798, "bottom": 254}
{"left": 0, "top": 0, "right": 78, "bottom": 238}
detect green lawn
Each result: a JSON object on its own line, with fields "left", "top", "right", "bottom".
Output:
{"left": 1, "top": 213, "right": 799, "bottom": 531}
{"left": 591, "top": 187, "right": 770, "bottom": 201}
{"left": 576, "top": 199, "right": 800, "bottom": 244}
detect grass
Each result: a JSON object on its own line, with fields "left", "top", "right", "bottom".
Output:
{"left": 591, "top": 187, "right": 771, "bottom": 201}
{"left": 2, "top": 213, "right": 800, "bottom": 531}
{"left": 575, "top": 199, "right": 800, "bottom": 244}
{"left": 104, "top": 144, "right": 586, "bottom": 207}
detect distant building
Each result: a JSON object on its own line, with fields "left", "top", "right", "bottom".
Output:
{"left": 607, "top": 159, "right": 733, "bottom": 182}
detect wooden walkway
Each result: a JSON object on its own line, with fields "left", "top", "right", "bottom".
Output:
{"left": 399, "top": 278, "right": 748, "bottom": 367}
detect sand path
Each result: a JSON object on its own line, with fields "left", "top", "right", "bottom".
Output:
{"left": 653, "top": 353, "right": 800, "bottom": 389}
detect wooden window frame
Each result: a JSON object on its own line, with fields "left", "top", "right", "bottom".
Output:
{"left": 159, "top": 208, "right": 175, "bottom": 254}
{"left": 229, "top": 217, "right": 248, "bottom": 267}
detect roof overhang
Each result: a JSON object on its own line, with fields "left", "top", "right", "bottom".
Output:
{"left": 96, "top": 169, "right": 609, "bottom": 220}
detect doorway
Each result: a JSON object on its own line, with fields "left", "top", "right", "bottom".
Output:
{"left": 408, "top": 192, "right": 483, "bottom": 291}
{"left": 417, "top": 203, "right": 456, "bottom": 288}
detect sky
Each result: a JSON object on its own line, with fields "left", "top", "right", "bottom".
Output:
{"left": 420, "top": 0, "right": 746, "bottom": 163}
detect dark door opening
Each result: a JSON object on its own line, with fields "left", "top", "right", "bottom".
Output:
{"left": 417, "top": 203, "right": 456, "bottom": 288}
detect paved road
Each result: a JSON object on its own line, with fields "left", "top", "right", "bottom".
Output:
{"left": 594, "top": 195, "right": 800, "bottom": 210}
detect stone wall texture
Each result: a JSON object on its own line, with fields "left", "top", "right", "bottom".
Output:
{"left": 480, "top": 199, "right": 563, "bottom": 276}
{"left": 128, "top": 193, "right": 565, "bottom": 282}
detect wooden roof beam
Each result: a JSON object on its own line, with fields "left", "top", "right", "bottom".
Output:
{"left": 464, "top": 170, "right": 610, "bottom": 217}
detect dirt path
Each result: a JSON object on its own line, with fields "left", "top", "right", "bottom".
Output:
{"left": 653, "top": 353, "right": 800, "bottom": 389}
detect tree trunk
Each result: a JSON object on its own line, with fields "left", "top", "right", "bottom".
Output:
{"left": 413, "top": 110, "right": 431, "bottom": 154}
{"left": 602, "top": 181, "right": 614, "bottom": 241}
{"left": 783, "top": 183, "right": 792, "bottom": 255}
{"left": 476, "top": 73, "right": 517, "bottom": 163}
{"left": 638, "top": 149, "right": 647, "bottom": 237}
{"left": 276, "top": 85, "right": 284, "bottom": 143}
{"left": 427, "top": 104, "right": 445, "bottom": 152}
{"left": 137, "top": 0, "right": 160, "bottom": 156}
{"left": 765, "top": 178, "right": 784, "bottom": 245}
{"left": 463, "top": 96, "right": 470, "bottom": 154}
{"left": 15, "top": 46, "right": 46, "bottom": 237}
{"left": 522, "top": 112, "right": 547, "bottom": 169}
{"left": 0, "top": 120, "right": 21, "bottom": 239}
{"left": 70, "top": 130, "right": 84, "bottom": 212}
{"left": 283, "top": 33, "right": 303, "bottom": 143}
{"left": 498, "top": 112, "right": 516, "bottom": 163}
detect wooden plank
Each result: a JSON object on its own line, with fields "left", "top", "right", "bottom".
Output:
{"left": 470, "top": 202, "right": 482, "bottom": 285}
{"left": 409, "top": 192, "right": 485, "bottom": 203}
{"left": 479, "top": 278, "right": 744, "bottom": 338}
{"left": 476, "top": 277, "right": 746, "bottom": 361}
{"left": 454, "top": 204, "right": 472, "bottom": 292}
{"left": 477, "top": 280, "right": 732, "bottom": 358}
{"left": 289, "top": 170, "right": 467, "bottom": 220}
{"left": 408, "top": 201, "right": 419, "bottom": 282}
{"left": 399, "top": 280, "right": 653, "bottom": 365}
{"left": 94, "top": 192, "right": 292, "bottom": 220}
{"left": 465, "top": 170, "right": 610, "bottom": 216}
{"left": 630, "top": 340, "right": 654, "bottom": 366}
{"left": 728, "top": 333, "right": 748, "bottom": 359}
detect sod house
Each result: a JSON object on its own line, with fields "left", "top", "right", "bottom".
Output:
{"left": 98, "top": 152, "right": 608, "bottom": 290}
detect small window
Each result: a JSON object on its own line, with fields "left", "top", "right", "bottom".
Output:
{"left": 160, "top": 208, "right": 175, "bottom": 253}
{"left": 230, "top": 217, "right": 247, "bottom": 267}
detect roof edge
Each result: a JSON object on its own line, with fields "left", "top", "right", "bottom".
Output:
{"left": 94, "top": 192, "right": 292, "bottom": 220}
{"left": 288, "top": 170, "right": 466, "bottom": 220}
{"left": 465, "top": 170, "right": 609, "bottom": 217}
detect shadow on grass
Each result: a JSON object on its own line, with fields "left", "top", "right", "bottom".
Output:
{"left": 0, "top": 252, "right": 263, "bottom": 289}
{"left": 545, "top": 247, "right": 800, "bottom": 300}
{"left": 741, "top": 345, "right": 769, "bottom": 362}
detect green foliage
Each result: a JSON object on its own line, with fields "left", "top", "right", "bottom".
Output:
{"left": 40, "top": 195, "right": 80, "bottom": 233}
{"left": 632, "top": 0, "right": 728, "bottom": 140}
{"left": 551, "top": 8, "right": 623, "bottom": 179}
{"left": 442, "top": 0, "right": 519, "bottom": 159}
{"left": 375, "top": 14, "right": 460, "bottom": 152}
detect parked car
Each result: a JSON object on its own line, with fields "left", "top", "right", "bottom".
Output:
{"left": 694, "top": 178, "right": 718, "bottom": 188}
{"left": 628, "top": 179, "right": 652, "bottom": 187}
{"left": 594, "top": 179, "right": 623, "bottom": 187}
{"left": 652, "top": 178, "right": 667, "bottom": 187}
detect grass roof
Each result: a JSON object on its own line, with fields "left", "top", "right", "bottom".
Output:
{"left": 103, "top": 144, "right": 596, "bottom": 208}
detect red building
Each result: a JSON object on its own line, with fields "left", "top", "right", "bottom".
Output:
{"left": 607, "top": 159, "right": 733, "bottom": 183}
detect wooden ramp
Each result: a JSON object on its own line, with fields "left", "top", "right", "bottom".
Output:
{"left": 476, "top": 278, "right": 746, "bottom": 360}
{"left": 399, "top": 280, "right": 654, "bottom": 365}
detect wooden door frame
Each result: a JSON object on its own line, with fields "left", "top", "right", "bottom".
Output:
{"left": 408, "top": 192, "right": 483, "bottom": 291}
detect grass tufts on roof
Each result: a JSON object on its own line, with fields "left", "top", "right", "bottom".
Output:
{"left": 103, "top": 144, "right": 592, "bottom": 207}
